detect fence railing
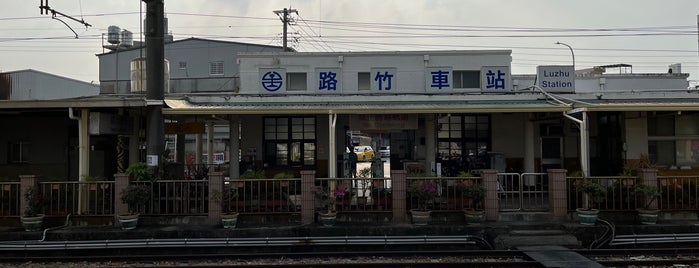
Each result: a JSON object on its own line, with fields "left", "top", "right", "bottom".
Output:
{"left": 222, "top": 178, "right": 301, "bottom": 214}
{"left": 406, "top": 176, "right": 482, "bottom": 212}
{"left": 657, "top": 176, "right": 699, "bottom": 211}
{"left": 0, "top": 182, "right": 20, "bottom": 217}
{"left": 37, "top": 181, "right": 115, "bottom": 216}
{"left": 133, "top": 180, "right": 209, "bottom": 215}
{"left": 566, "top": 176, "right": 638, "bottom": 211}
{"left": 498, "top": 173, "right": 548, "bottom": 211}
{"left": 314, "top": 177, "right": 394, "bottom": 213}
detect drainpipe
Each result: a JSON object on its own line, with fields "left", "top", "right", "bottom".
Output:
{"left": 563, "top": 108, "right": 589, "bottom": 177}
{"left": 68, "top": 108, "right": 89, "bottom": 213}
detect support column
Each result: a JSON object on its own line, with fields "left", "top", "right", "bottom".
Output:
{"left": 328, "top": 114, "right": 336, "bottom": 178}
{"left": 638, "top": 168, "right": 659, "bottom": 210}
{"left": 207, "top": 121, "right": 214, "bottom": 167}
{"left": 548, "top": 169, "right": 568, "bottom": 221}
{"left": 176, "top": 134, "right": 185, "bottom": 164}
{"left": 301, "top": 170, "right": 316, "bottom": 225}
{"left": 481, "top": 169, "right": 499, "bottom": 221}
{"left": 391, "top": 170, "right": 407, "bottom": 223}
{"left": 229, "top": 116, "right": 240, "bottom": 179}
{"left": 425, "top": 114, "right": 436, "bottom": 176}
{"left": 208, "top": 171, "right": 224, "bottom": 225}
{"left": 114, "top": 173, "right": 129, "bottom": 225}
{"left": 195, "top": 134, "right": 203, "bottom": 165}
{"left": 19, "top": 175, "right": 38, "bottom": 218}
{"left": 580, "top": 111, "right": 590, "bottom": 176}
{"left": 524, "top": 113, "right": 535, "bottom": 173}
{"left": 78, "top": 108, "right": 90, "bottom": 214}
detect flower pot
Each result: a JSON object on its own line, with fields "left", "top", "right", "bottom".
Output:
{"left": 410, "top": 209, "right": 431, "bottom": 226}
{"left": 21, "top": 214, "right": 45, "bottom": 231}
{"left": 221, "top": 212, "right": 239, "bottom": 229}
{"left": 576, "top": 208, "right": 599, "bottom": 225}
{"left": 118, "top": 214, "right": 140, "bottom": 230}
{"left": 637, "top": 209, "right": 659, "bottom": 225}
{"left": 318, "top": 211, "right": 337, "bottom": 227}
{"left": 463, "top": 210, "right": 484, "bottom": 225}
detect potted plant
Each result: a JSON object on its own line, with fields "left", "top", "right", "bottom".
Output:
{"left": 459, "top": 181, "right": 485, "bottom": 224}
{"left": 408, "top": 180, "right": 437, "bottom": 225}
{"left": 212, "top": 186, "right": 240, "bottom": 228}
{"left": 273, "top": 171, "right": 294, "bottom": 188}
{"left": 634, "top": 183, "right": 661, "bottom": 224}
{"left": 575, "top": 179, "right": 607, "bottom": 225}
{"left": 317, "top": 183, "right": 347, "bottom": 226}
{"left": 126, "top": 162, "right": 152, "bottom": 181}
{"left": 118, "top": 184, "right": 151, "bottom": 230}
{"left": 21, "top": 186, "right": 45, "bottom": 231}
{"left": 370, "top": 187, "right": 392, "bottom": 209}
{"left": 237, "top": 170, "right": 264, "bottom": 188}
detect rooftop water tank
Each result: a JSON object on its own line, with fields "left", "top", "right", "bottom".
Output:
{"left": 107, "top": 25, "right": 121, "bottom": 44}
{"left": 120, "top": 29, "right": 133, "bottom": 47}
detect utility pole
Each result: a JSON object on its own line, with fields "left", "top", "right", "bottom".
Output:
{"left": 143, "top": 0, "right": 165, "bottom": 176}
{"left": 273, "top": 8, "right": 298, "bottom": 51}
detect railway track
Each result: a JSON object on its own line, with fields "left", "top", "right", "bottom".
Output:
{"left": 1, "top": 248, "right": 699, "bottom": 267}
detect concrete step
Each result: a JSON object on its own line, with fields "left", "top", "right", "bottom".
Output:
{"left": 498, "top": 212, "right": 553, "bottom": 222}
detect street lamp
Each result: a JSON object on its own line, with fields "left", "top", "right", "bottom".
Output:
{"left": 555, "top": 42, "right": 575, "bottom": 68}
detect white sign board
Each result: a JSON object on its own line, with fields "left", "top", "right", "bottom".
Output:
{"left": 480, "top": 66, "right": 511, "bottom": 92}
{"left": 537, "top": 65, "right": 575, "bottom": 93}
{"left": 146, "top": 155, "right": 158, "bottom": 167}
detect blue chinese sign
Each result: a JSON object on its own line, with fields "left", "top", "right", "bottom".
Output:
{"left": 259, "top": 68, "right": 286, "bottom": 93}
{"left": 480, "top": 66, "right": 511, "bottom": 92}
{"left": 370, "top": 68, "right": 397, "bottom": 93}
{"left": 425, "top": 67, "right": 453, "bottom": 92}
{"left": 316, "top": 68, "right": 341, "bottom": 94}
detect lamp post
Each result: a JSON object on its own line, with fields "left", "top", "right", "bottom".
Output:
{"left": 555, "top": 42, "right": 575, "bottom": 68}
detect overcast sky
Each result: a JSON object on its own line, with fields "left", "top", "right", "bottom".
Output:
{"left": 1, "top": 0, "right": 698, "bottom": 84}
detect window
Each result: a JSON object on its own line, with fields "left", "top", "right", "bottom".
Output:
{"left": 8, "top": 141, "right": 30, "bottom": 163}
{"left": 264, "top": 117, "right": 316, "bottom": 166}
{"left": 437, "top": 115, "right": 490, "bottom": 170}
{"left": 178, "top": 61, "right": 187, "bottom": 70}
{"left": 357, "top": 72, "right": 370, "bottom": 91}
{"left": 209, "top": 61, "right": 224, "bottom": 75}
{"left": 287, "top": 73, "right": 307, "bottom": 91}
{"left": 647, "top": 113, "right": 699, "bottom": 167}
{"left": 453, "top": 71, "right": 480, "bottom": 89}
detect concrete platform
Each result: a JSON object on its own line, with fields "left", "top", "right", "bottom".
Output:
{"left": 520, "top": 245, "right": 604, "bottom": 268}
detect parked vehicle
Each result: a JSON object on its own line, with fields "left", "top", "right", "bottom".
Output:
{"left": 354, "top": 146, "right": 375, "bottom": 161}
{"left": 379, "top": 146, "right": 390, "bottom": 158}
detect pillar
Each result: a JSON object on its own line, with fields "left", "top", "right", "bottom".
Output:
{"left": 480, "top": 169, "right": 499, "bottom": 221}
{"left": 425, "top": 114, "right": 436, "bottom": 176}
{"left": 638, "top": 168, "right": 659, "bottom": 209}
{"left": 524, "top": 113, "right": 535, "bottom": 173}
{"left": 208, "top": 171, "right": 224, "bottom": 225}
{"left": 229, "top": 116, "right": 240, "bottom": 179}
{"left": 114, "top": 173, "right": 130, "bottom": 224}
{"left": 195, "top": 133, "right": 203, "bottom": 165}
{"left": 301, "top": 170, "right": 316, "bottom": 225}
{"left": 19, "top": 175, "right": 38, "bottom": 218}
{"left": 207, "top": 121, "right": 214, "bottom": 166}
{"left": 547, "top": 169, "right": 568, "bottom": 221}
{"left": 391, "top": 170, "right": 407, "bottom": 223}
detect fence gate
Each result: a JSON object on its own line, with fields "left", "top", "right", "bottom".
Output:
{"left": 498, "top": 173, "right": 549, "bottom": 211}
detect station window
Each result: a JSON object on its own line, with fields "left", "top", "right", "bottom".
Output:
{"left": 8, "top": 141, "right": 30, "bottom": 163}
{"left": 437, "top": 114, "right": 490, "bottom": 173}
{"left": 453, "top": 70, "right": 480, "bottom": 89}
{"left": 287, "top": 73, "right": 307, "bottom": 91}
{"left": 209, "top": 61, "right": 224, "bottom": 76}
{"left": 264, "top": 116, "right": 316, "bottom": 167}
{"left": 647, "top": 113, "right": 699, "bottom": 168}
{"left": 357, "top": 72, "right": 370, "bottom": 91}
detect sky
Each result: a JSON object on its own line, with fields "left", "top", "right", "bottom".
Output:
{"left": 1, "top": 0, "right": 698, "bottom": 84}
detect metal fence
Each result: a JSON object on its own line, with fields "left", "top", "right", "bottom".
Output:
{"left": 133, "top": 180, "right": 209, "bottom": 215}
{"left": 657, "top": 176, "right": 699, "bottom": 211}
{"left": 498, "top": 173, "right": 548, "bottom": 211}
{"left": 406, "top": 176, "right": 482, "bottom": 212}
{"left": 37, "top": 181, "right": 115, "bottom": 216}
{"left": 315, "top": 177, "right": 394, "bottom": 212}
{"left": 566, "top": 176, "right": 638, "bottom": 211}
{"left": 222, "top": 178, "right": 301, "bottom": 214}
{"left": 0, "top": 182, "right": 20, "bottom": 217}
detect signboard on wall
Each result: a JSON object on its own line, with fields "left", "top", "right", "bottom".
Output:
{"left": 349, "top": 114, "right": 418, "bottom": 131}
{"left": 480, "top": 66, "right": 511, "bottom": 92}
{"left": 259, "top": 68, "right": 286, "bottom": 94}
{"left": 537, "top": 65, "right": 575, "bottom": 93}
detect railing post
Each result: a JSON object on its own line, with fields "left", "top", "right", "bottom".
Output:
{"left": 391, "top": 170, "right": 407, "bottom": 223}
{"left": 19, "top": 175, "right": 38, "bottom": 218}
{"left": 480, "top": 170, "right": 499, "bottom": 221}
{"left": 547, "top": 169, "right": 568, "bottom": 221}
{"left": 114, "top": 173, "right": 129, "bottom": 224}
{"left": 301, "top": 170, "right": 316, "bottom": 225}
{"left": 638, "top": 168, "right": 659, "bottom": 210}
{"left": 208, "top": 171, "right": 224, "bottom": 225}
